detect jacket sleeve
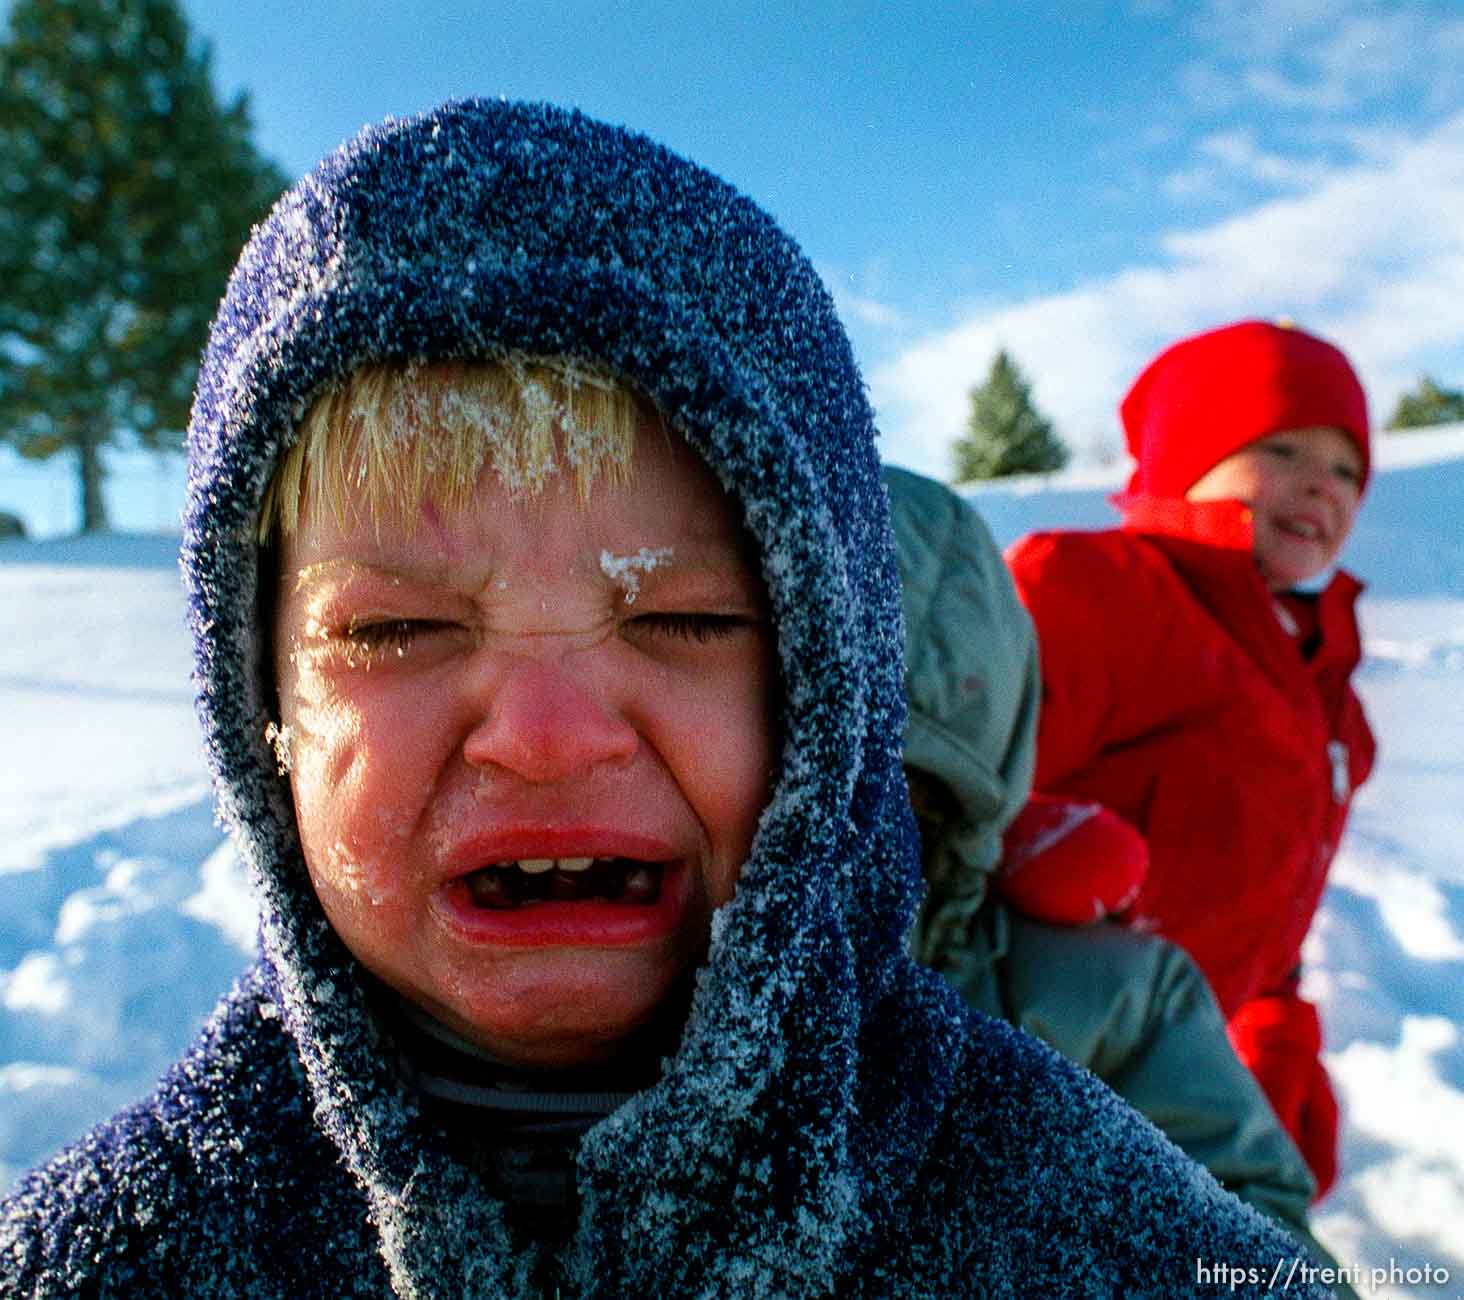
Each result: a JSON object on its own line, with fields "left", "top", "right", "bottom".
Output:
{"left": 997, "top": 912, "right": 1318, "bottom": 1231}
{"left": 1004, "top": 531, "right": 1160, "bottom": 790}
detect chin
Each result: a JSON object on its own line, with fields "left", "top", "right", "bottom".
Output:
{"left": 1259, "top": 541, "right": 1337, "bottom": 592}
{"left": 438, "top": 957, "right": 686, "bottom": 1065}
{"left": 1273, "top": 562, "right": 1332, "bottom": 591}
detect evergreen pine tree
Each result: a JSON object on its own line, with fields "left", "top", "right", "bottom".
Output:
{"left": 0, "top": 0, "right": 287, "bottom": 531}
{"left": 952, "top": 349, "right": 1068, "bottom": 482}
{"left": 1386, "top": 375, "right": 1464, "bottom": 430}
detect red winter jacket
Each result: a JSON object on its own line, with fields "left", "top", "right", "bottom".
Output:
{"left": 1005, "top": 494, "right": 1375, "bottom": 1020}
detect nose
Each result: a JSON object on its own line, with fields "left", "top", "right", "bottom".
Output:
{"left": 462, "top": 655, "right": 639, "bottom": 782}
{"left": 1299, "top": 457, "right": 1341, "bottom": 503}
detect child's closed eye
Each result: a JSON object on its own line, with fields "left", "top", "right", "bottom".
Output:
{"left": 626, "top": 611, "right": 753, "bottom": 643}
{"left": 343, "top": 617, "right": 458, "bottom": 653}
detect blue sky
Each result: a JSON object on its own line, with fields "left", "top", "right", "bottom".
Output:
{"left": 4, "top": 0, "right": 1464, "bottom": 531}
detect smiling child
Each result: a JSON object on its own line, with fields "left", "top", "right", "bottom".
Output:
{"left": 1, "top": 110, "right": 1337, "bottom": 1298}
{"left": 1003, "top": 319, "right": 1376, "bottom": 1199}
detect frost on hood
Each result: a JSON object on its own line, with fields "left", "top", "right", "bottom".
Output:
{"left": 263, "top": 721, "right": 294, "bottom": 775}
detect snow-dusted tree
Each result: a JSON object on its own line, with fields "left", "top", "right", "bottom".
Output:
{"left": 1387, "top": 375, "right": 1464, "bottom": 431}
{"left": 952, "top": 349, "right": 1068, "bottom": 482}
{"left": 0, "top": 0, "right": 286, "bottom": 531}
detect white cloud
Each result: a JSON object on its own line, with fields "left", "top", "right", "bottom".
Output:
{"left": 1326, "top": 123, "right": 1420, "bottom": 165}
{"left": 819, "top": 260, "right": 910, "bottom": 335}
{"left": 1184, "top": 4, "right": 1464, "bottom": 118}
{"left": 1162, "top": 128, "right": 1336, "bottom": 200}
{"left": 871, "top": 111, "right": 1464, "bottom": 477}
{"left": 840, "top": 292, "right": 907, "bottom": 331}
{"left": 1198, "top": 0, "right": 1390, "bottom": 60}
{"left": 1177, "top": 60, "right": 1243, "bottom": 114}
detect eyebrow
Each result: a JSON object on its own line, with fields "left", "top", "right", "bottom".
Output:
{"left": 282, "top": 559, "right": 457, "bottom": 605}
{"left": 286, "top": 544, "right": 759, "bottom": 592}
{"left": 289, "top": 559, "right": 381, "bottom": 589}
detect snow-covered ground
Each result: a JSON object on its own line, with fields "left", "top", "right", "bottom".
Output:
{"left": 2, "top": 429, "right": 1461, "bottom": 1296}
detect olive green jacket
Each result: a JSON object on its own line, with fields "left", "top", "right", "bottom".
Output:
{"left": 886, "top": 465, "right": 1319, "bottom": 1232}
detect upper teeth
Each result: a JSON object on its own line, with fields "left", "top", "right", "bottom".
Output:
{"left": 507, "top": 857, "right": 595, "bottom": 874}
{"left": 1288, "top": 521, "right": 1321, "bottom": 538}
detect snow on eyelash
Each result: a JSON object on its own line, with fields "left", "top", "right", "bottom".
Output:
{"left": 339, "top": 618, "right": 443, "bottom": 657}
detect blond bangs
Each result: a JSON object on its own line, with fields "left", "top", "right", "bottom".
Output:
{"left": 259, "top": 356, "right": 643, "bottom": 542}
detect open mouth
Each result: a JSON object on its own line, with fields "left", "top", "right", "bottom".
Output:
{"left": 464, "top": 858, "right": 666, "bottom": 909}
{"left": 1277, "top": 517, "right": 1324, "bottom": 541}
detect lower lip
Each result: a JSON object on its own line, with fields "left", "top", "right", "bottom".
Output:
{"left": 432, "top": 862, "right": 695, "bottom": 949}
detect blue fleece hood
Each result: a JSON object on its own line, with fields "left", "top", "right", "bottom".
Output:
{"left": 181, "top": 97, "right": 927, "bottom": 1292}
{"left": 184, "top": 96, "right": 916, "bottom": 974}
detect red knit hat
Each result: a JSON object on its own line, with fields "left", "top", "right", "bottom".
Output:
{"left": 1120, "top": 319, "right": 1370, "bottom": 497}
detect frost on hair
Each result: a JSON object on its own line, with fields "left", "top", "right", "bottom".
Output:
{"left": 258, "top": 356, "right": 644, "bottom": 542}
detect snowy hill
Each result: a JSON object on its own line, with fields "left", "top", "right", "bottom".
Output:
{"left": 2, "top": 431, "right": 1462, "bottom": 1296}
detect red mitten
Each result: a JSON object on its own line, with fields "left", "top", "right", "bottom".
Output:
{"left": 995, "top": 795, "right": 1149, "bottom": 926}
{"left": 1228, "top": 994, "right": 1340, "bottom": 1200}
